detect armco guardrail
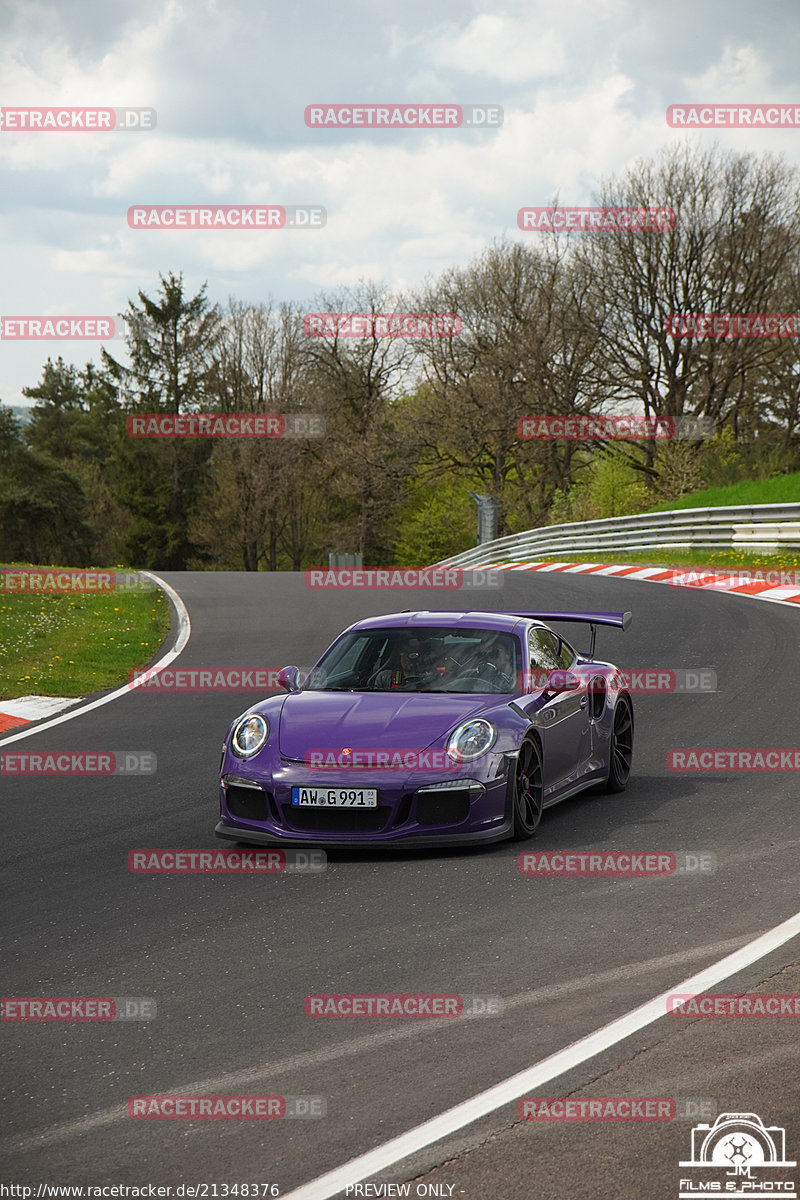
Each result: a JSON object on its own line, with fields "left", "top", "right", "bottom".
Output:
{"left": 437, "top": 503, "right": 800, "bottom": 568}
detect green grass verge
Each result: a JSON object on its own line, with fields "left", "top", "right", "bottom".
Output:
{"left": 0, "top": 568, "right": 171, "bottom": 701}
{"left": 651, "top": 471, "right": 800, "bottom": 512}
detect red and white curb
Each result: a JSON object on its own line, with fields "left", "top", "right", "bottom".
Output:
{"left": 0, "top": 694, "right": 84, "bottom": 734}
{"left": 471, "top": 560, "right": 800, "bottom": 606}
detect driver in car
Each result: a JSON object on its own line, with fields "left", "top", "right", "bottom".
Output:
{"left": 369, "top": 635, "right": 436, "bottom": 690}
{"left": 480, "top": 635, "right": 516, "bottom": 691}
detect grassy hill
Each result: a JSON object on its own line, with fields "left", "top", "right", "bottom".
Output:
{"left": 542, "top": 471, "right": 800, "bottom": 571}
{"left": 651, "top": 472, "right": 800, "bottom": 512}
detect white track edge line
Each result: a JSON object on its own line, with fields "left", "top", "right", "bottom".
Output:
{"left": 282, "top": 908, "right": 800, "bottom": 1200}
{"left": 0, "top": 571, "right": 191, "bottom": 747}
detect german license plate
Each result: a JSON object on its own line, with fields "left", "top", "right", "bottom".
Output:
{"left": 291, "top": 787, "right": 378, "bottom": 808}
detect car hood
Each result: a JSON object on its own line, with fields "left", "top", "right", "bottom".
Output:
{"left": 277, "top": 690, "right": 494, "bottom": 759}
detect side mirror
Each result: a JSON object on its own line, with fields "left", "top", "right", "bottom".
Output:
{"left": 277, "top": 665, "right": 301, "bottom": 693}
{"left": 545, "top": 669, "right": 581, "bottom": 694}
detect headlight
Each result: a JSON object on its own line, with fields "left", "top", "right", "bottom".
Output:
{"left": 446, "top": 718, "right": 496, "bottom": 763}
{"left": 230, "top": 714, "right": 269, "bottom": 758}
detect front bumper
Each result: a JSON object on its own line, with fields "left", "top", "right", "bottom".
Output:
{"left": 217, "top": 755, "right": 514, "bottom": 847}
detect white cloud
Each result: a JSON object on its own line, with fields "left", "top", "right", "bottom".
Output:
{"left": 2, "top": 0, "right": 798, "bottom": 404}
{"left": 683, "top": 43, "right": 775, "bottom": 97}
{"left": 426, "top": 13, "right": 566, "bottom": 83}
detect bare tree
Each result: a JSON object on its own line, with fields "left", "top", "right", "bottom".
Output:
{"left": 299, "top": 282, "right": 415, "bottom": 561}
{"left": 578, "top": 143, "right": 800, "bottom": 485}
{"left": 195, "top": 301, "right": 324, "bottom": 570}
{"left": 407, "top": 240, "right": 609, "bottom": 532}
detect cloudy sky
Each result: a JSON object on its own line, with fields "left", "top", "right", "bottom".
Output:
{"left": 1, "top": 0, "right": 799, "bottom": 407}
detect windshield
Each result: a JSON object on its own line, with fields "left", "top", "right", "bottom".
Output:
{"left": 304, "top": 627, "right": 521, "bottom": 694}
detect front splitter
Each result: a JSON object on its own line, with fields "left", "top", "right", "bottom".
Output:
{"left": 214, "top": 818, "right": 513, "bottom": 850}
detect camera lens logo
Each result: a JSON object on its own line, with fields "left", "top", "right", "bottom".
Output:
{"left": 724, "top": 1136, "right": 751, "bottom": 1168}
{"left": 679, "top": 1112, "right": 796, "bottom": 1197}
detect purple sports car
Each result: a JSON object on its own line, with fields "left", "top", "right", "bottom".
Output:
{"left": 214, "top": 609, "right": 634, "bottom": 848}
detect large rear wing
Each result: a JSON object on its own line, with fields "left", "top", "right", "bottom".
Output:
{"left": 509, "top": 611, "right": 632, "bottom": 661}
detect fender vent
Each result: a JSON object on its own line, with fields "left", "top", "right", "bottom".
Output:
{"left": 590, "top": 676, "right": 606, "bottom": 720}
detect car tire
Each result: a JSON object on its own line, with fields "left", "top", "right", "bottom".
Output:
{"left": 604, "top": 695, "right": 634, "bottom": 793}
{"left": 512, "top": 735, "right": 544, "bottom": 840}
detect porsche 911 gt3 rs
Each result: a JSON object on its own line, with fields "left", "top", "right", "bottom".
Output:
{"left": 214, "top": 609, "right": 634, "bottom": 848}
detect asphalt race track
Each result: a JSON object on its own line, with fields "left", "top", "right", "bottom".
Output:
{"left": 1, "top": 570, "right": 799, "bottom": 1199}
